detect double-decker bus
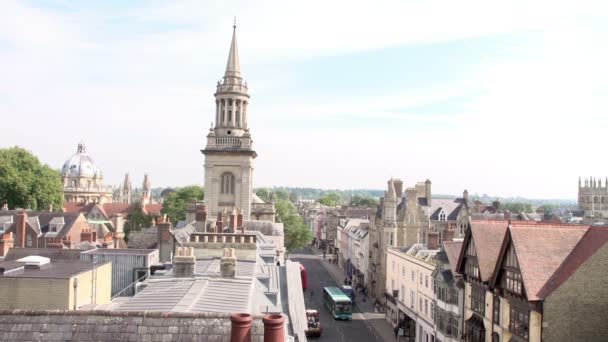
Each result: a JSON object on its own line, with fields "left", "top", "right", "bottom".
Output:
{"left": 322, "top": 286, "right": 352, "bottom": 320}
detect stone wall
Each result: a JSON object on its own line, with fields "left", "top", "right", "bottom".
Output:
{"left": 0, "top": 310, "right": 266, "bottom": 342}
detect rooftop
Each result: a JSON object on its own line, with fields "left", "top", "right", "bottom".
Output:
{"left": 0, "top": 259, "right": 110, "bottom": 279}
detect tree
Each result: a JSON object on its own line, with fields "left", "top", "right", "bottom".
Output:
{"left": 270, "top": 189, "right": 312, "bottom": 252}
{"left": 319, "top": 192, "right": 342, "bottom": 207}
{"left": 0, "top": 146, "right": 63, "bottom": 210}
{"left": 349, "top": 194, "right": 379, "bottom": 207}
{"left": 124, "top": 202, "right": 152, "bottom": 241}
{"left": 256, "top": 188, "right": 272, "bottom": 203}
{"left": 503, "top": 202, "right": 533, "bottom": 214}
{"left": 160, "top": 185, "right": 204, "bottom": 222}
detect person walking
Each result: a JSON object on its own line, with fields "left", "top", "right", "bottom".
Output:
{"left": 310, "top": 290, "right": 314, "bottom": 300}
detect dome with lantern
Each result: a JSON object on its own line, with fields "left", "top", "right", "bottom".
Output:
{"left": 61, "top": 142, "right": 102, "bottom": 179}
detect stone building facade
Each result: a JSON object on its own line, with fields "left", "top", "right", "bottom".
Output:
{"left": 578, "top": 176, "right": 608, "bottom": 220}
{"left": 369, "top": 178, "right": 471, "bottom": 303}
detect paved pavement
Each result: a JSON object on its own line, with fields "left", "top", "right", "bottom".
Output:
{"left": 291, "top": 248, "right": 395, "bottom": 342}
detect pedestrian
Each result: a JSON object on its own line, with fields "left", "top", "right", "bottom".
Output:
{"left": 344, "top": 278, "right": 348, "bottom": 285}
{"left": 310, "top": 290, "right": 314, "bottom": 299}
{"left": 323, "top": 251, "right": 326, "bottom": 259}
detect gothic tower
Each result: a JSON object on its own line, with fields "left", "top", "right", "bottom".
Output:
{"left": 202, "top": 23, "right": 256, "bottom": 220}
{"left": 141, "top": 173, "right": 151, "bottom": 206}
{"left": 121, "top": 173, "right": 132, "bottom": 204}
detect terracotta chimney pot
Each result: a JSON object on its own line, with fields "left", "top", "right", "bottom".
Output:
{"left": 230, "top": 312, "right": 253, "bottom": 342}
{"left": 262, "top": 314, "right": 285, "bottom": 342}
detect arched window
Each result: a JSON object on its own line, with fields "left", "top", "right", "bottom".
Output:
{"left": 220, "top": 172, "right": 235, "bottom": 194}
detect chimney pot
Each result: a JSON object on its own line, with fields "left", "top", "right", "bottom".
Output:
{"left": 221, "top": 248, "right": 237, "bottom": 277}
{"left": 262, "top": 314, "right": 285, "bottom": 342}
{"left": 230, "top": 313, "right": 253, "bottom": 342}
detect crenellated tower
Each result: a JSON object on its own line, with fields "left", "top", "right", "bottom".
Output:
{"left": 141, "top": 173, "right": 151, "bottom": 206}
{"left": 578, "top": 176, "right": 608, "bottom": 218}
{"left": 121, "top": 173, "right": 132, "bottom": 204}
{"left": 202, "top": 22, "right": 256, "bottom": 220}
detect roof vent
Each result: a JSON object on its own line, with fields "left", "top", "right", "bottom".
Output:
{"left": 17, "top": 255, "right": 51, "bottom": 269}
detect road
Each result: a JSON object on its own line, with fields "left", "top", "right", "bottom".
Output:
{"left": 292, "top": 248, "right": 386, "bottom": 342}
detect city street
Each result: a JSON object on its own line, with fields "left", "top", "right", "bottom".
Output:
{"left": 292, "top": 249, "right": 388, "bottom": 342}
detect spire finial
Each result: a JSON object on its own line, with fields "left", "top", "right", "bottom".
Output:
{"left": 233, "top": 16, "right": 237, "bottom": 30}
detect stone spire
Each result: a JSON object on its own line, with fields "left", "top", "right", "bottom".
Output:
{"left": 142, "top": 173, "right": 151, "bottom": 192}
{"left": 122, "top": 173, "right": 132, "bottom": 204}
{"left": 141, "top": 173, "right": 151, "bottom": 205}
{"left": 224, "top": 19, "right": 241, "bottom": 79}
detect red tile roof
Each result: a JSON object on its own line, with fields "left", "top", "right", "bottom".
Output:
{"left": 467, "top": 220, "right": 509, "bottom": 281}
{"left": 101, "top": 203, "right": 132, "bottom": 217}
{"left": 63, "top": 202, "right": 95, "bottom": 213}
{"left": 144, "top": 204, "right": 163, "bottom": 215}
{"left": 443, "top": 241, "right": 463, "bottom": 273}
{"left": 536, "top": 226, "right": 608, "bottom": 299}
{"left": 492, "top": 222, "right": 589, "bottom": 301}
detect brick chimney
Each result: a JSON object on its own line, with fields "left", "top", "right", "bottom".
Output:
{"left": 46, "top": 237, "right": 64, "bottom": 249}
{"left": 230, "top": 313, "right": 252, "bottom": 342}
{"left": 262, "top": 314, "right": 285, "bottom": 342}
{"left": 428, "top": 231, "right": 439, "bottom": 250}
{"left": 229, "top": 208, "right": 238, "bottom": 231}
{"left": 16, "top": 210, "right": 27, "bottom": 248}
{"left": 173, "top": 247, "right": 195, "bottom": 278}
{"left": 216, "top": 212, "right": 224, "bottom": 232}
{"left": 0, "top": 232, "right": 14, "bottom": 257}
{"left": 102, "top": 233, "right": 114, "bottom": 248}
{"left": 443, "top": 229, "right": 454, "bottom": 243}
{"left": 195, "top": 203, "right": 207, "bottom": 223}
{"left": 221, "top": 248, "right": 237, "bottom": 277}
{"left": 63, "top": 236, "right": 73, "bottom": 249}
{"left": 237, "top": 209, "right": 245, "bottom": 234}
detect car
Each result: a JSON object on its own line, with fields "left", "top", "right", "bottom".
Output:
{"left": 304, "top": 309, "right": 322, "bottom": 337}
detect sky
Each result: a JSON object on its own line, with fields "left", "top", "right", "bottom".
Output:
{"left": 1, "top": 0, "right": 607, "bottom": 199}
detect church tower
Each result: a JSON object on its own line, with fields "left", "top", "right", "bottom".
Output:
{"left": 141, "top": 173, "right": 151, "bottom": 206}
{"left": 121, "top": 173, "right": 132, "bottom": 204}
{"left": 202, "top": 23, "right": 256, "bottom": 220}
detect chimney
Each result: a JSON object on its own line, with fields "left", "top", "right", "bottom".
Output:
{"left": 46, "top": 237, "right": 63, "bottom": 249}
{"left": 195, "top": 203, "right": 207, "bottom": 222}
{"left": 0, "top": 232, "right": 14, "bottom": 257}
{"left": 63, "top": 236, "right": 73, "bottom": 249}
{"left": 216, "top": 212, "right": 224, "bottom": 232}
{"left": 463, "top": 189, "right": 469, "bottom": 202}
{"left": 428, "top": 231, "right": 439, "bottom": 250}
{"left": 230, "top": 313, "right": 253, "bottom": 342}
{"left": 262, "top": 314, "right": 285, "bottom": 342}
{"left": 112, "top": 215, "right": 125, "bottom": 238}
{"left": 221, "top": 248, "right": 237, "bottom": 277}
{"left": 80, "top": 229, "right": 93, "bottom": 243}
{"left": 157, "top": 220, "right": 173, "bottom": 262}
{"left": 102, "top": 233, "right": 114, "bottom": 248}
{"left": 237, "top": 210, "right": 245, "bottom": 233}
{"left": 425, "top": 179, "right": 432, "bottom": 206}
{"left": 444, "top": 228, "right": 454, "bottom": 242}
{"left": 393, "top": 179, "right": 403, "bottom": 199}
{"left": 16, "top": 210, "right": 27, "bottom": 248}
{"left": 229, "top": 209, "right": 238, "bottom": 231}
{"left": 0, "top": 203, "right": 8, "bottom": 211}
{"left": 185, "top": 201, "right": 197, "bottom": 223}
{"left": 173, "top": 247, "right": 195, "bottom": 277}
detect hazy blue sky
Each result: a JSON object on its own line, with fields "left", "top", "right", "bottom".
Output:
{"left": 1, "top": 1, "right": 607, "bottom": 199}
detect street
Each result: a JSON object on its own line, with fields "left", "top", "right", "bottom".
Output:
{"left": 292, "top": 248, "right": 387, "bottom": 342}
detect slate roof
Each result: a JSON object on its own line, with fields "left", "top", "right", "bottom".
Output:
{"left": 0, "top": 211, "right": 85, "bottom": 239}
{"left": 0, "top": 310, "right": 266, "bottom": 342}
{"left": 537, "top": 226, "right": 608, "bottom": 298}
{"left": 496, "top": 222, "right": 589, "bottom": 301}
{"left": 429, "top": 197, "right": 466, "bottom": 220}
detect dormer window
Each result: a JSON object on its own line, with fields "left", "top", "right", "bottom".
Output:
{"left": 465, "top": 240, "right": 480, "bottom": 280}
{"left": 439, "top": 211, "right": 446, "bottom": 221}
{"left": 502, "top": 245, "right": 523, "bottom": 296}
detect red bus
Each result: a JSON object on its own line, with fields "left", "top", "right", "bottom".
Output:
{"left": 300, "top": 264, "right": 308, "bottom": 290}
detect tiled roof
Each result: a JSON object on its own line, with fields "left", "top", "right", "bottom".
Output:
{"left": 498, "top": 222, "right": 588, "bottom": 300}
{"left": 101, "top": 203, "right": 132, "bottom": 217}
{"left": 465, "top": 220, "right": 509, "bottom": 282}
{"left": 443, "top": 241, "right": 463, "bottom": 273}
{"left": 62, "top": 202, "right": 95, "bottom": 214}
{"left": 0, "top": 310, "right": 266, "bottom": 342}
{"left": 537, "top": 226, "right": 608, "bottom": 298}
{"left": 144, "top": 204, "right": 163, "bottom": 215}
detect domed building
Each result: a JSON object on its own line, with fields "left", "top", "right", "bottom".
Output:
{"left": 61, "top": 142, "right": 114, "bottom": 204}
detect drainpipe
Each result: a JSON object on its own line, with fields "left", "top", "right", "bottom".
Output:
{"left": 262, "top": 314, "right": 285, "bottom": 342}
{"left": 73, "top": 278, "right": 79, "bottom": 310}
{"left": 230, "top": 313, "right": 252, "bottom": 342}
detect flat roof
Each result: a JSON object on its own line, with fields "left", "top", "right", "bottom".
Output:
{"left": 82, "top": 248, "right": 157, "bottom": 255}
{"left": 0, "top": 259, "right": 110, "bottom": 279}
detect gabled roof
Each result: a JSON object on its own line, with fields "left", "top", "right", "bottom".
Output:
{"left": 443, "top": 241, "right": 463, "bottom": 273}
{"left": 490, "top": 222, "right": 589, "bottom": 301}
{"left": 101, "top": 203, "right": 132, "bottom": 217}
{"left": 536, "top": 226, "right": 608, "bottom": 299}
{"left": 456, "top": 220, "right": 509, "bottom": 282}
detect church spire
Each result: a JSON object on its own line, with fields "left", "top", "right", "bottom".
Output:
{"left": 225, "top": 18, "right": 241, "bottom": 78}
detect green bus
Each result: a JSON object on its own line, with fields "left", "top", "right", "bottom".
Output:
{"left": 322, "top": 286, "right": 352, "bottom": 320}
